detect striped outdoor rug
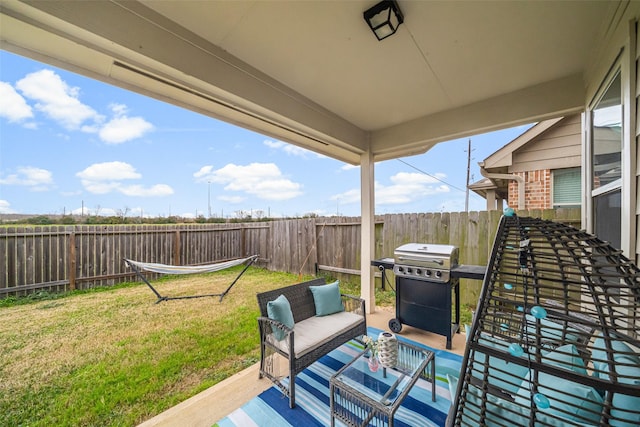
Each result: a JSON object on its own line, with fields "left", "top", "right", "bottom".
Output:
{"left": 215, "top": 327, "right": 463, "bottom": 427}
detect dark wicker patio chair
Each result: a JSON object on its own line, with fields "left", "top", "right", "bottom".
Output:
{"left": 448, "top": 215, "right": 640, "bottom": 427}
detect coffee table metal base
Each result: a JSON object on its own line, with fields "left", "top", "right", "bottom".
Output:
{"left": 330, "top": 340, "right": 435, "bottom": 427}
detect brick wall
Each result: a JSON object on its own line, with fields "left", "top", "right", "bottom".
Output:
{"left": 508, "top": 169, "right": 552, "bottom": 209}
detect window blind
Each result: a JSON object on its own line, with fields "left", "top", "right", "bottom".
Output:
{"left": 553, "top": 168, "right": 581, "bottom": 207}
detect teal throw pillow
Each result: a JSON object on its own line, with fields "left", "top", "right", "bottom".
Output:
{"left": 473, "top": 333, "right": 529, "bottom": 395}
{"left": 447, "top": 373, "right": 530, "bottom": 426}
{"left": 309, "top": 280, "right": 344, "bottom": 316}
{"left": 591, "top": 336, "right": 640, "bottom": 378}
{"left": 515, "top": 344, "right": 603, "bottom": 424}
{"left": 266, "top": 294, "right": 295, "bottom": 341}
{"left": 525, "top": 314, "right": 582, "bottom": 345}
{"left": 446, "top": 373, "right": 459, "bottom": 401}
{"left": 591, "top": 337, "right": 640, "bottom": 426}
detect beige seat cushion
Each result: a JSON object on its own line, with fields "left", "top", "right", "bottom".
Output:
{"left": 267, "top": 311, "right": 363, "bottom": 358}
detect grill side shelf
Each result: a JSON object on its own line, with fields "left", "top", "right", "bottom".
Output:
{"left": 450, "top": 264, "right": 486, "bottom": 281}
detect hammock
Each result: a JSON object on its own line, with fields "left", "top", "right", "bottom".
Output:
{"left": 124, "top": 255, "right": 258, "bottom": 303}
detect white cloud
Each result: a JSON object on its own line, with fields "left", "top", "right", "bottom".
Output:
{"left": 110, "top": 103, "right": 128, "bottom": 116}
{"left": 196, "top": 162, "right": 303, "bottom": 201}
{"left": 76, "top": 161, "right": 173, "bottom": 197}
{"left": 0, "top": 81, "right": 33, "bottom": 123}
{"left": 118, "top": 184, "right": 173, "bottom": 197}
{"left": 129, "top": 207, "right": 142, "bottom": 216}
{"left": 95, "top": 207, "right": 117, "bottom": 216}
{"left": 0, "top": 166, "right": 53, "bottom": 191}
{"left": 264, "top": 139, "right": 309, "bottom": 157}
{"left": 82, "top": 181, "right": 122, "bottom": 194}
{"left": 70, "top": 206, "right": 91, "bottom": 216}
{"left": 98, "top": 115, "right": 153, "bottom": 144}
{"left": 0, "top": 200, "right": 16, "bottom": 214}
{"left": 264, "top": 139, "right": 325, "bottom": 158}
{"left": 98, "top": 104, "right": 154, "bottom": 144}
{"left": 70, "top": 206, "right": 120, "bottom": 216}
{"left": 331, "top": 172, "right": 450, "bottom": 206}
{"left": 16, "top": 69, "right": 100, "bottom": 130}
{"left": 331, "top": 188, "right": 360, "bottom": 205}
{"left": 376, "top": 172, "right": 449, "bottom": 204}
{"left": 341, "top": 164, "right": 359, "bottom": 171}
{"left": 77, "top": 161, "right": 141, "bottom": 181}
{"left": 13, "top": 71, "right": 152, "bottom": 144}
{"left": 193, "top": 165, "right": 214, "bottom": 180}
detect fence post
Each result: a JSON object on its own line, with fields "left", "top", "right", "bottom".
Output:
{"left": 241, "top": 224, "right": 246, "bottom": 257}
{"left": 173, "top": 229, "right": 181, "bottom": 265}
{"left": 68, "top": 231, "right": 76, "bottom": 290}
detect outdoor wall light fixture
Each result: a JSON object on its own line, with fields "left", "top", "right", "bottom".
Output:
{"left": 363, "top": 0, "right": 404, "bottom": 41}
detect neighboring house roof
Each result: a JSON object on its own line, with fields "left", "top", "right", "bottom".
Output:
{"left": 466, "top": 177, "right": 499, "bottom": 201}
{"left": 469, "top": 114, "right": 582, "bottom": 202}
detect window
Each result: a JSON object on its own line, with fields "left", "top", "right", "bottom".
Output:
{"left": 593, "top": 189, "right": 621, "bottom": 250}
{"left": 592, "top": 72, "right": 622, "bottom": 189}
{"left": 591, "top": 71, "right": 622, "bottom": 249}
{"left": 552, "top": 167, "right": 581, "bottom": 208}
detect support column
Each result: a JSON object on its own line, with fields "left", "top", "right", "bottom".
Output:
{"left": 486, "top": 189, "right": 497, "bottom": 211}
{"left": 360, "top": 151, "right": 375, "bottom": 314}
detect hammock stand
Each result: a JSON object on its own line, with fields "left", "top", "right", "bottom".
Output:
{"left": 124, "top": 255, "right": 258, "bottom": 303}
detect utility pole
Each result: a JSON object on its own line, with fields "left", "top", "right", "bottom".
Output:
{"left": 465, "top": 139, "right": 472, "bottom": 212}
{"left": 207, "top": 181, "right": 211, "bottom": 218}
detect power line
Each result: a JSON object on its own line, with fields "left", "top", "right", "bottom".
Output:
{"left": 396, "top": 158, "right": 468, "bottom": 193}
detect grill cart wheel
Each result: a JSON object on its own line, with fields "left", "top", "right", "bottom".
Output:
{"left": 389, "top": 318, "right": 402, "bottom": 333}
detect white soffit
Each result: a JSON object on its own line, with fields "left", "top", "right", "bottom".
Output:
{"left": 0, "top": 0, "right": 620, "bottom": 164}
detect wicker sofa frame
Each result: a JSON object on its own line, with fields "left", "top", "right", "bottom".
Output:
{"left": 257, "top": 277, "right": 367, "bottom": 408}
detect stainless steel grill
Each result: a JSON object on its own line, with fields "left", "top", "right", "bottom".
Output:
{"left": 390, "top": 243, "right": 461, "bottom": 349}
{"left": 393, "top": 243, "right": 459, "bottom": 282}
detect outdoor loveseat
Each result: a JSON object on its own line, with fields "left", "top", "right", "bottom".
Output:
{"left": 257, "top": 277, "right": 366, "bottom": 408}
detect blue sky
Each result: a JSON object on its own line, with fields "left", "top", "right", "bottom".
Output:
{"left": 0, "top": 50, "right": 531, "bottom": 219}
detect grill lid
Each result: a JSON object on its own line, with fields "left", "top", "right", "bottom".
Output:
{"left": 394, "top": 243, "right": 459, "bottom": 268}
{"left": 393, "top": 243, "right": 459, "bottom": 282}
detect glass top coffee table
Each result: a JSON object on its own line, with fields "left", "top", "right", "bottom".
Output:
{"left": 329, "top": 339, "right": 435, "bottom": 427}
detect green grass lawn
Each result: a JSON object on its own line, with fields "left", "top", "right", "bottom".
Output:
{"left": 0, "top": 268, "right": 472, "bottom": 426}
{"left": 0, "top": 267, "right": 313, "bottom": 426}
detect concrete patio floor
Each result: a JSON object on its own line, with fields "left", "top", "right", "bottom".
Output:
{"left": 138, "top": 305, "right": 469, "bottom": 427}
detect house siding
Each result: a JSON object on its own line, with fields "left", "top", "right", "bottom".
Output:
{"left": 636, "top": 19, "right": 640, "bottom": 265}
{"left": 478, "top": 114, "right": 583, "bottom": 211}
{"left": 509, "top": 115, "right": 582, "bottom": 173}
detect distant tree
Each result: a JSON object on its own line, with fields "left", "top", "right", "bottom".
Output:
{"left": 59, "top": 215, "right": 76, "bottom": 224}
{"left": 207, "top": 217, "right": 226, "bottom": 223}
{"left": 103, "top": 216, "right": 122, "bottom": 224}
{"left": 27, "top": 215, "right": 54, "bottom": 225}
{"left": 85, "top": 215, "right": 101, "bottom": 224}
{"left": 117, "top": 206, "right": 130, "bottom": 222}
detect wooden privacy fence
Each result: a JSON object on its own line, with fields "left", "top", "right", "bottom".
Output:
{"left": 0, "top": 223, "right": 271, "bottom": 296}
{"left": 0, "top": 209, "right": 580, "bottom": 306}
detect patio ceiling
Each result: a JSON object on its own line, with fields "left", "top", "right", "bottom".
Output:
{"left": 0, "top": 0, "right": 621, "bottom": 164}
